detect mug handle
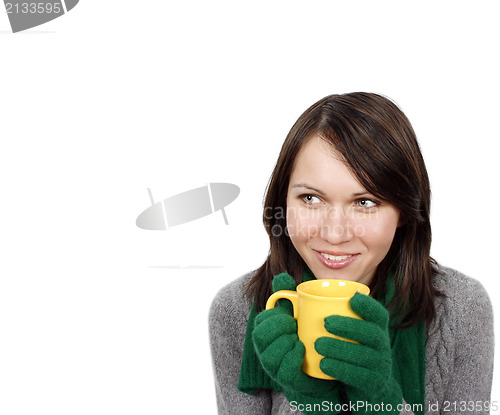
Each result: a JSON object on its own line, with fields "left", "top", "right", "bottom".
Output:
{"left": 265, "top": 290, "right": 299, "bottom": 319}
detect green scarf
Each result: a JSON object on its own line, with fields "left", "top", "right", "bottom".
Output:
{"left": 237, "top": 271, "right": 426, "bottom": 415}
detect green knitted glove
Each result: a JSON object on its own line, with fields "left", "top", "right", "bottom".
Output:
{"left": 253, "top": 273, "right": 344, "bottom": 412}
{"left": 272, "top": 272, "right": 297, "bottom": 315}
{"left": 315, "top": 292, "right": 403, "bottom": 414}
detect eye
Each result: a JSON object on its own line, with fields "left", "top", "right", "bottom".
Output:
{"left": 301, "top": 194, "right": 322, "bottom": 205}
{"left": 354, "top": 198, "right": 379, "bottom": 209}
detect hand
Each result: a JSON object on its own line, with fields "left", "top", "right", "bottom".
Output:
{"left": 253, "top": 273, "right": 343, "bottom": 409}
{"left": 272, "top": 272, "right": 298, "bottom": 315}
{"left": 315, "top": 293, "right": 402, "bottom": 414}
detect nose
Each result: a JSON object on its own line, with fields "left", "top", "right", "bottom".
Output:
{"left": 319, "top": 206, "right": 354, "bottom": 245}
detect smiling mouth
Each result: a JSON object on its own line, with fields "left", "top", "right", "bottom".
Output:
{"left": 314, "top": 250, "right": 360, "bottom": 269}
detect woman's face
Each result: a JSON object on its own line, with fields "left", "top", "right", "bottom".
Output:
{"left": 286, "top": 135, "right": 401, "bottom": 285}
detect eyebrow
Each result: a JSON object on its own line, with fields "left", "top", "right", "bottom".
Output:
{"left": 352, "top": 191, "right": 372, "bottom": 197}
{"left": 290, "top": 183, "right": 372, "bottom": 198}
{"left": 290, "top": 183, "right": 326, "bottom": 195}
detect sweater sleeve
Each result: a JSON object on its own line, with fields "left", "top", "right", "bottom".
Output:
{"left": 440, "top": 273, "right": 494, "bottom": 414}
{"left": 208, "top": 274, "right": 272, "bottom": 414}
{"left": 425, "top": 268, "right": 495, "bottom": 415}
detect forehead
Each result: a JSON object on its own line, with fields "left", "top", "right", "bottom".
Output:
{"left": 289, "top": 135, "right": 363, "bottom": 190}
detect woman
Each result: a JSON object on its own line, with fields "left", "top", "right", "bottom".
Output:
{"left": 209, "top": 93, "right": 494, "bottom": 414}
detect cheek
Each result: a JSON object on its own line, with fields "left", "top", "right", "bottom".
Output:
{"left": 355, "top": 216, "right": 399, "bottom": 252}
{"left": 286, "top": 206, "right": 322, "bottom": 242}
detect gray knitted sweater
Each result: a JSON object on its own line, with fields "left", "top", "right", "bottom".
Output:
{"left": 209, "top": 265, "right": 494, "bottom": 414}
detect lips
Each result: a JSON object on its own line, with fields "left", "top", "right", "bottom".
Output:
{"left": 313, "top": 250, "right": 360, "bottom": 269}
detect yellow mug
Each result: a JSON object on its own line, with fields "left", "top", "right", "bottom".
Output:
{"left": 265, "top": 279, "right": 370, "bottom": 380}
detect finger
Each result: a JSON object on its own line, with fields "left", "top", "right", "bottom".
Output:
{"left": 315, "top": 336, "right": 391, "bottom": 371}
{"left": 278, "top": 341, "right": 337, "bottom": 396}
{"left": 323, "top": 315, "right": 389, "bottom": 350}
{"left": 319, "top": 357, "right": 388, "bottom": 392}
{"left": 272, "top": 272, "right": 297, "bottom": 292}
{"left": 258, "top": 333, "right": 298, "bottom": 374}
{"left": 253, "top": 313, "right": 297, "bottom": 351}
{"left": 349, "top": 293, "right": 389, "bottom": 328}
{"left": 277, "top": 340, "right": 305, "bottom": 384}
{"left": 276, "top": 298, "right": 294, "bottom": 315}
{"left": 254, "top": 307, "right": 290, "bottom": 326}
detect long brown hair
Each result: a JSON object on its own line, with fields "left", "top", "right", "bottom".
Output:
{"left": 246, "top": 92, "right": 439, "bottom": 328}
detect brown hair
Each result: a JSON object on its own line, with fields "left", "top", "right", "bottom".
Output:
{"left": 246, "top": 92, "right": 439, "bottom": 328}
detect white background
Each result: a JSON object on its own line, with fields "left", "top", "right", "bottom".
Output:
{"left": 1, "top": 1, "right": 498, "bottom": 414}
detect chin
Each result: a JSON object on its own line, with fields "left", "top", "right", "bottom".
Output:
{"left": 311, "top": 268, "right": 354, "bottom": 281}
